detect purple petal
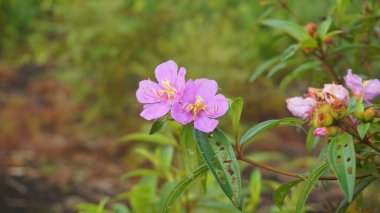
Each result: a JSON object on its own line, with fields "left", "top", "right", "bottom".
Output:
{"left": 205, "top": 94, "right": 229, "bottom": 118}
{"left": 174, "top": 67, "right": 186, "bottom": 91}
{"left": 140, "top": 103, "right": 170, "bottom": 120}
{"left": 194, "top": 78, "right": 218, "bottom": 101}
{"left": 194, "top": 114, "right": 218, "bottom": 133}
{"left": 181, "top": 79, "right": 196, "bottom": 103}
{"left": 136, "top": 80, "right": 162, "bottom": 104}
{"left": 155, "top": 60, "right": 178, "bottom": 85}
{"left": 344, "top": 69, "right": 363, "bottom": 95}
{"left": 363, "top": 79, "right": 380, "bottom": 101}
{"left": 171, "top": 103, "right": 193, "bottom": 124}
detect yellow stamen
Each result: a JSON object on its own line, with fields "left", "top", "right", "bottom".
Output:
{"left": 157, "top": 80, "right": 177, "bottom": 100}
{"left": 187, "top": 96, "right": 207, "bottom": 118}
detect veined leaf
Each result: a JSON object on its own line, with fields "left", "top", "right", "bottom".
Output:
{"left": 296, "top": 161, "right": 329, "bottom": 213}
{"left": 118, "top": 133, "right": 176, "bottom": 146}
{"left": 247, "top": 170, "right": 262, "bottom": 212}
{"left": 317, "top": 16, "right": 332, "bottom": 39}
{"left": 335, "top": 176, "right": 377, "bottom": 213}
{"left": 306, "top": 127, "right": 321, "bottom": 153}
{"left": 194, "top": 129, "right": 243, "bottom": 209}
{"left": 160, "top": 164, "right": 208, "bottom": 213}
{"left": 249, "top": 57, "right": 280, "bottom": 83}
{"left": 240, "top": 118, "right": 304, "bottom": 145}
{"left": 279, "top": 61, "right": 320, "bottom": 91}
{"left": 357, "top": 123, "right": 370, "bottom": 140}
{"left": 180, "top": 125, "right": 206, "bottom": 191}
{"left": 281, "top": 44, "right": 299, "bottom": 62}
{"left": 262, "top": 19, "right": 310, "bottom": 41}
{"left": 274, "top": 179, "right": 303, "bottom": 210}
{"left": 150, "top": 117, "right": 167, "bottom": 135}
{"left": 328, "top": 133, "right": 356, "bottom": 201}
{"left": 228, "top": 97, "right": 244, "bottom": 131}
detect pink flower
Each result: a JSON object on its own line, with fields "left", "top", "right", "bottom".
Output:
{"left": 286, "top": 97, "right": 317, "bottom": 120}
{"left": 313, "top": 127, "right": 328, "bottom": 137}
{"left": 344, "top": 69, "right": 380, "bottom": 101}
{"left": 136, "top": 60, "right": 186, "bottom": 120}
{"left": 171, "top": 79, "right": 229, "bottom": 133}
{"left": 322, "top": 84, "right": 349, "bottom": 106}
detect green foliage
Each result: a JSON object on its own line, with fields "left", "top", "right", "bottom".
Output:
{"left": 273, "top": 179, "right": 303, "bottom": 210}
{"left": 296, "top": 162, "right": 329, "bottom": 213}
{"left": 240, "top": 118, "right": 304, "bottom": 145}
{"left": 193, "top": 129, "right": 242, "bottom": 209}
{"left": 227, "top": 97, "right": 244, "bottom": 132}
{"left": 328, "top": 133, "right": 356, "bottom": 201}
{"left": 357, "top": 123, "right": 370, "bottom": 139}
{"left": 150, "top": 117, "right": 168, "bottom": 135}
{"left": 160, "top": 164, "right": 208, "bottom": 213}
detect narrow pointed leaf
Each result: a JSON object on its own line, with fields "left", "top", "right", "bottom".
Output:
{"left": 274, "top": 179, "right": 303, "bottom": 210}
{"left": 228, "top": 97, "right": 244, "bottom": 131}
{"left": 328, "top": 133, "right": 356, "bottom": 201}
{"left": 262, "top": 19, "right": 310, "bottom": 41}
{"left": 335, "top": 176, "right": 376, "bottom": 213}
{"left": 160, "top": 164, "right": 208, "bottom": 213}
{"left": 194, "top": 129, "right": 242, "bottom": 209}
{"left": 357, "top": 123, "right": 370, "bottom": 139}
{"left": 150, "top": 117, "right": 167, "bottom": 135}
{"left": 279, "top": 61, "right": 320, "bottom": 91}
{"left": 317, "top": 16, "right": 332, "bottom": 39}
{"left": 180, "top": 125, "right": 207, "bottom": 191}
{"left": 280, "top": 44, "right": 299, "bottom": 62}
{"left": 118, "top": 133, "right": 176, "bottom": 146}
{"left": 296, "top": 161, "right": 329, "bottom": 213}
{"left": 249, "top": 57, "right": 280, "bottom": 83}
{"left": 240, "top": 118, "right": 304, "bottom": 145}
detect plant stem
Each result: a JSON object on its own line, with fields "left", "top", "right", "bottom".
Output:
{"left": 365, "top": 138, "right": 380, "bottom": 153}
{"left": 238, "top": 155, "right": 372, "bottom": 180}
{"left": 316, "top": 40, "right": 343, "bottom": 84}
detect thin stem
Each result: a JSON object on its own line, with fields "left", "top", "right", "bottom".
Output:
{"left": 365, "top": 138, "right": 380, "bottom": 153}
{"left": 278, "top": 1, "right": 303, "bottom": 23}
{"left": 316, "top": 39, "right": 343, "bottom": 84}
{"left": 238, "top": 155, "right": 372, "bottom": 180}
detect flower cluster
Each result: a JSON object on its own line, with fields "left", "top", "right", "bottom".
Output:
{"left": 136, "top": 60, "right": 228, "bottom": 133}
{"left": 286, "top": 70, "right": 380, "bottom": 137}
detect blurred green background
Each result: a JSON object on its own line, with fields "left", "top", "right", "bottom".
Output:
{"left": 0, "top": 0, "right": 349, "bottom": 212}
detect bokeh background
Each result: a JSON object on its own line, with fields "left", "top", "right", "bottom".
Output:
{"left": 1, "top": 0, "right": 371, "bottom": 212}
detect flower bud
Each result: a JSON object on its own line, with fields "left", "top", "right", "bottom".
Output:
{"left": 306, "top": 23, "right": 317, "bottom": 37}
{"left": 311, "top": 111, "right": 334, "bottom": 128}
{"left": 354, "top": 110, "right": 364, "bottom": 120}
{"left": 323, "top": 36, "right": 333, "bottom": 45}
{"left": 313, "top": 126, "right": 339, "bottom": 137}
{"left": 363, "top": 107, "right": 376, "bottom": 122}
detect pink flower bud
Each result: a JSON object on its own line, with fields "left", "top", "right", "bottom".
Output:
{"left": 286, "top": 97, "right": 317, "bottom": 120}
{"left": 322, "top": 84, "right": 349, "bottom": 106}
{"left": 313, "top": 127, "right": 328, "bottom": 137}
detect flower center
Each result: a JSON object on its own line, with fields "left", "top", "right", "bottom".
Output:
{"left": 187, "top": 96, "right": 207, "bottom": 118}
{"left": 158, "top": 80, "right": 177, "bottom": 100}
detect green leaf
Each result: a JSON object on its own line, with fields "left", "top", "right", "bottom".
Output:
{"left": 160, "top": 164, "right": 208, "bottom": 213}
{"left": 267, "top": 59, "right": 298, "bottom": 78}
{"left": 262, "top": 19, "right": 310, "bottom": 41}
{"left": 281, "top": 44, "right": 299, "bottom": 62}
{"left": 150, "top": 117, "right": 167, "bottom": 135}
{"left": 160, "top": 145, "right": 174, "bottom": 172}
{"left": 249, "top": 57, "right": 280, "bottom": 83}
{"left": 179, "top": 125, "right": 207, "bottom": 191}
{"left": 363, "top": 154, "right": 380, "bottom": 178}
{"left": 247, "top": 170, "right": 262, "bottom": 212}
{"left": 228, "top": 97, "right": 244, "bottom": 131}
{"left": 118, "top": 133, "right": 176, "bottom": 146}
{"left": 194, "top": 129, "right": 243, "bottom": 209}
{"left": 279, "top": 61, "right": 320, "bottom": 91}
{"left": 317, "top": 16, "right": 332, "bottom": 39}
{"left": 273, "top": 179, "right": 303, "bottom": 210}
{"left": 113, "top": 203, "right": 130, "bottom": 213}
{"left": 240, "top": 118, "right": 304, "bottom": 145}
{"left": 306, "top": 127, "right": 321, "bottom": 153}
{"left": 357, "top": 123, "right": 370, "bottom": 139}
{"left": 121, "top": 169, "right": 158, "bottom": 180}
{"left": 335, "top": 176, "right": 377, "bottom": 213}
{"left": 296, "top": 161, "right": 329, "bottom": 213}
{"left": 328, "top": 133, "right": 356, "bottom": 201}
